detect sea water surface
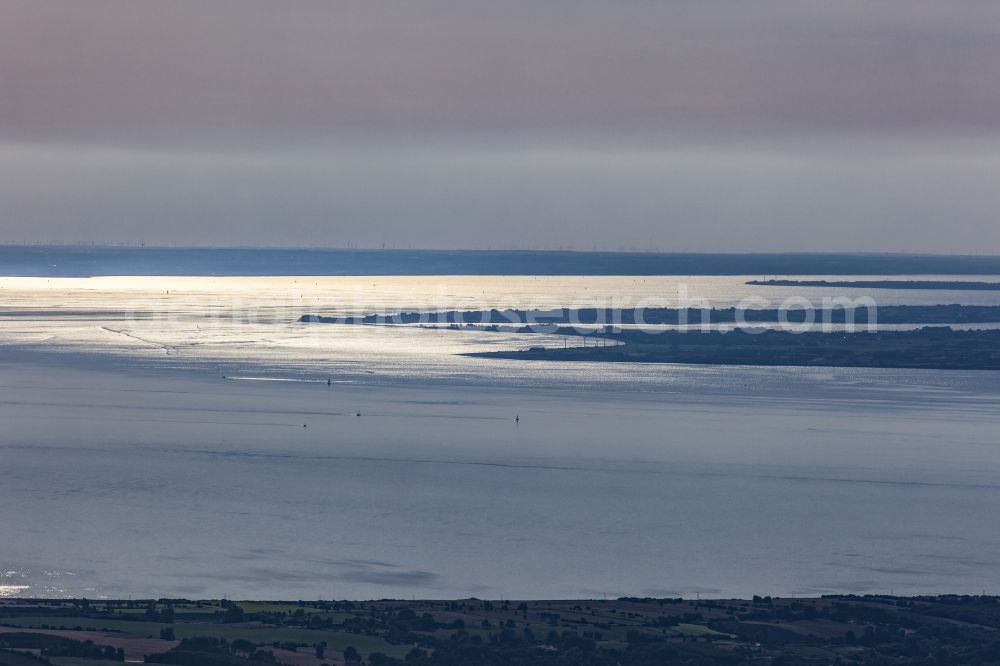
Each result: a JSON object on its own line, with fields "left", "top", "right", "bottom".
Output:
{"left": 2, "top": 270, "right": 1000, "bottom": 599}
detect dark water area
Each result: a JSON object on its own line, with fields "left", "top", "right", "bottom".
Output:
{"left": 4, "top": 245, "right": 1000, "bottom": 277}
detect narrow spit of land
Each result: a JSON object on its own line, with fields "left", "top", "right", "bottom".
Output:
{"left": 3, "top": 595, "right": 1000, "bottom": 665}
{"left": 747, "top": 279, "right": 1000, "bottom": 290}
{"left": 302, "top": 306, "right": 1000, "bottom": 370}
{"left": 471, "top": 327, "right": 1000, "bottom": 370}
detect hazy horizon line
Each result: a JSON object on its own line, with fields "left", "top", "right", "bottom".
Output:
{"left": 3, "top": 243, "right": 1000, "bottom": 260}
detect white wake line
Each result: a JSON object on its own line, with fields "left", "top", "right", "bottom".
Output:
{"left": 224, "top": 375, "right": 353, "bottom": 384}
{"left": 100, "top": 326, "right": 181, "bottom": 355}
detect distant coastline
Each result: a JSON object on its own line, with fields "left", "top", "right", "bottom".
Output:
{"left": 300, "top": 309, "right": 1000, "bottom": 371}
{"left": 748, "top": 279, "right": 1000, "bottom": 290}
{"left": 470, "top": 327, "right": 1000, "bottom": 371}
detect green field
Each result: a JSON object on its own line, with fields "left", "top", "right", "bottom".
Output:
{"left": 6, "top": 595, "right": 1000, "bottom": 665}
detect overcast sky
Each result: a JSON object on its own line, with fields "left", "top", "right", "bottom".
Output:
{"left": 2, "top": 0, "right": 999, "bottom": 252}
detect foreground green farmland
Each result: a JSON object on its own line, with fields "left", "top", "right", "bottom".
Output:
{"left": 4, "top": 595, "right": 1000, "bottom": 665}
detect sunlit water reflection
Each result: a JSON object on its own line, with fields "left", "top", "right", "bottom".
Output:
{"left": 2, "top": 275, "right": 1000, "bottom": 599}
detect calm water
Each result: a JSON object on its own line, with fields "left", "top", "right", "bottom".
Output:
{"left": 2, "top": 272, "right": 1000, "bottom": 599}
{"left": 4, "top": 246, "right": 1000, "bottom": 277}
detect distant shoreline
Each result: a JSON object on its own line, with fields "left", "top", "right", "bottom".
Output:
{"left": 470, "top": 327, "right": 1000, "bottom": 371}
{"left": 748, "top": 279, "right": 1000, "bottom": 290}
{"left": 300, "top": 307, "right": 1000, "bottom": 370}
